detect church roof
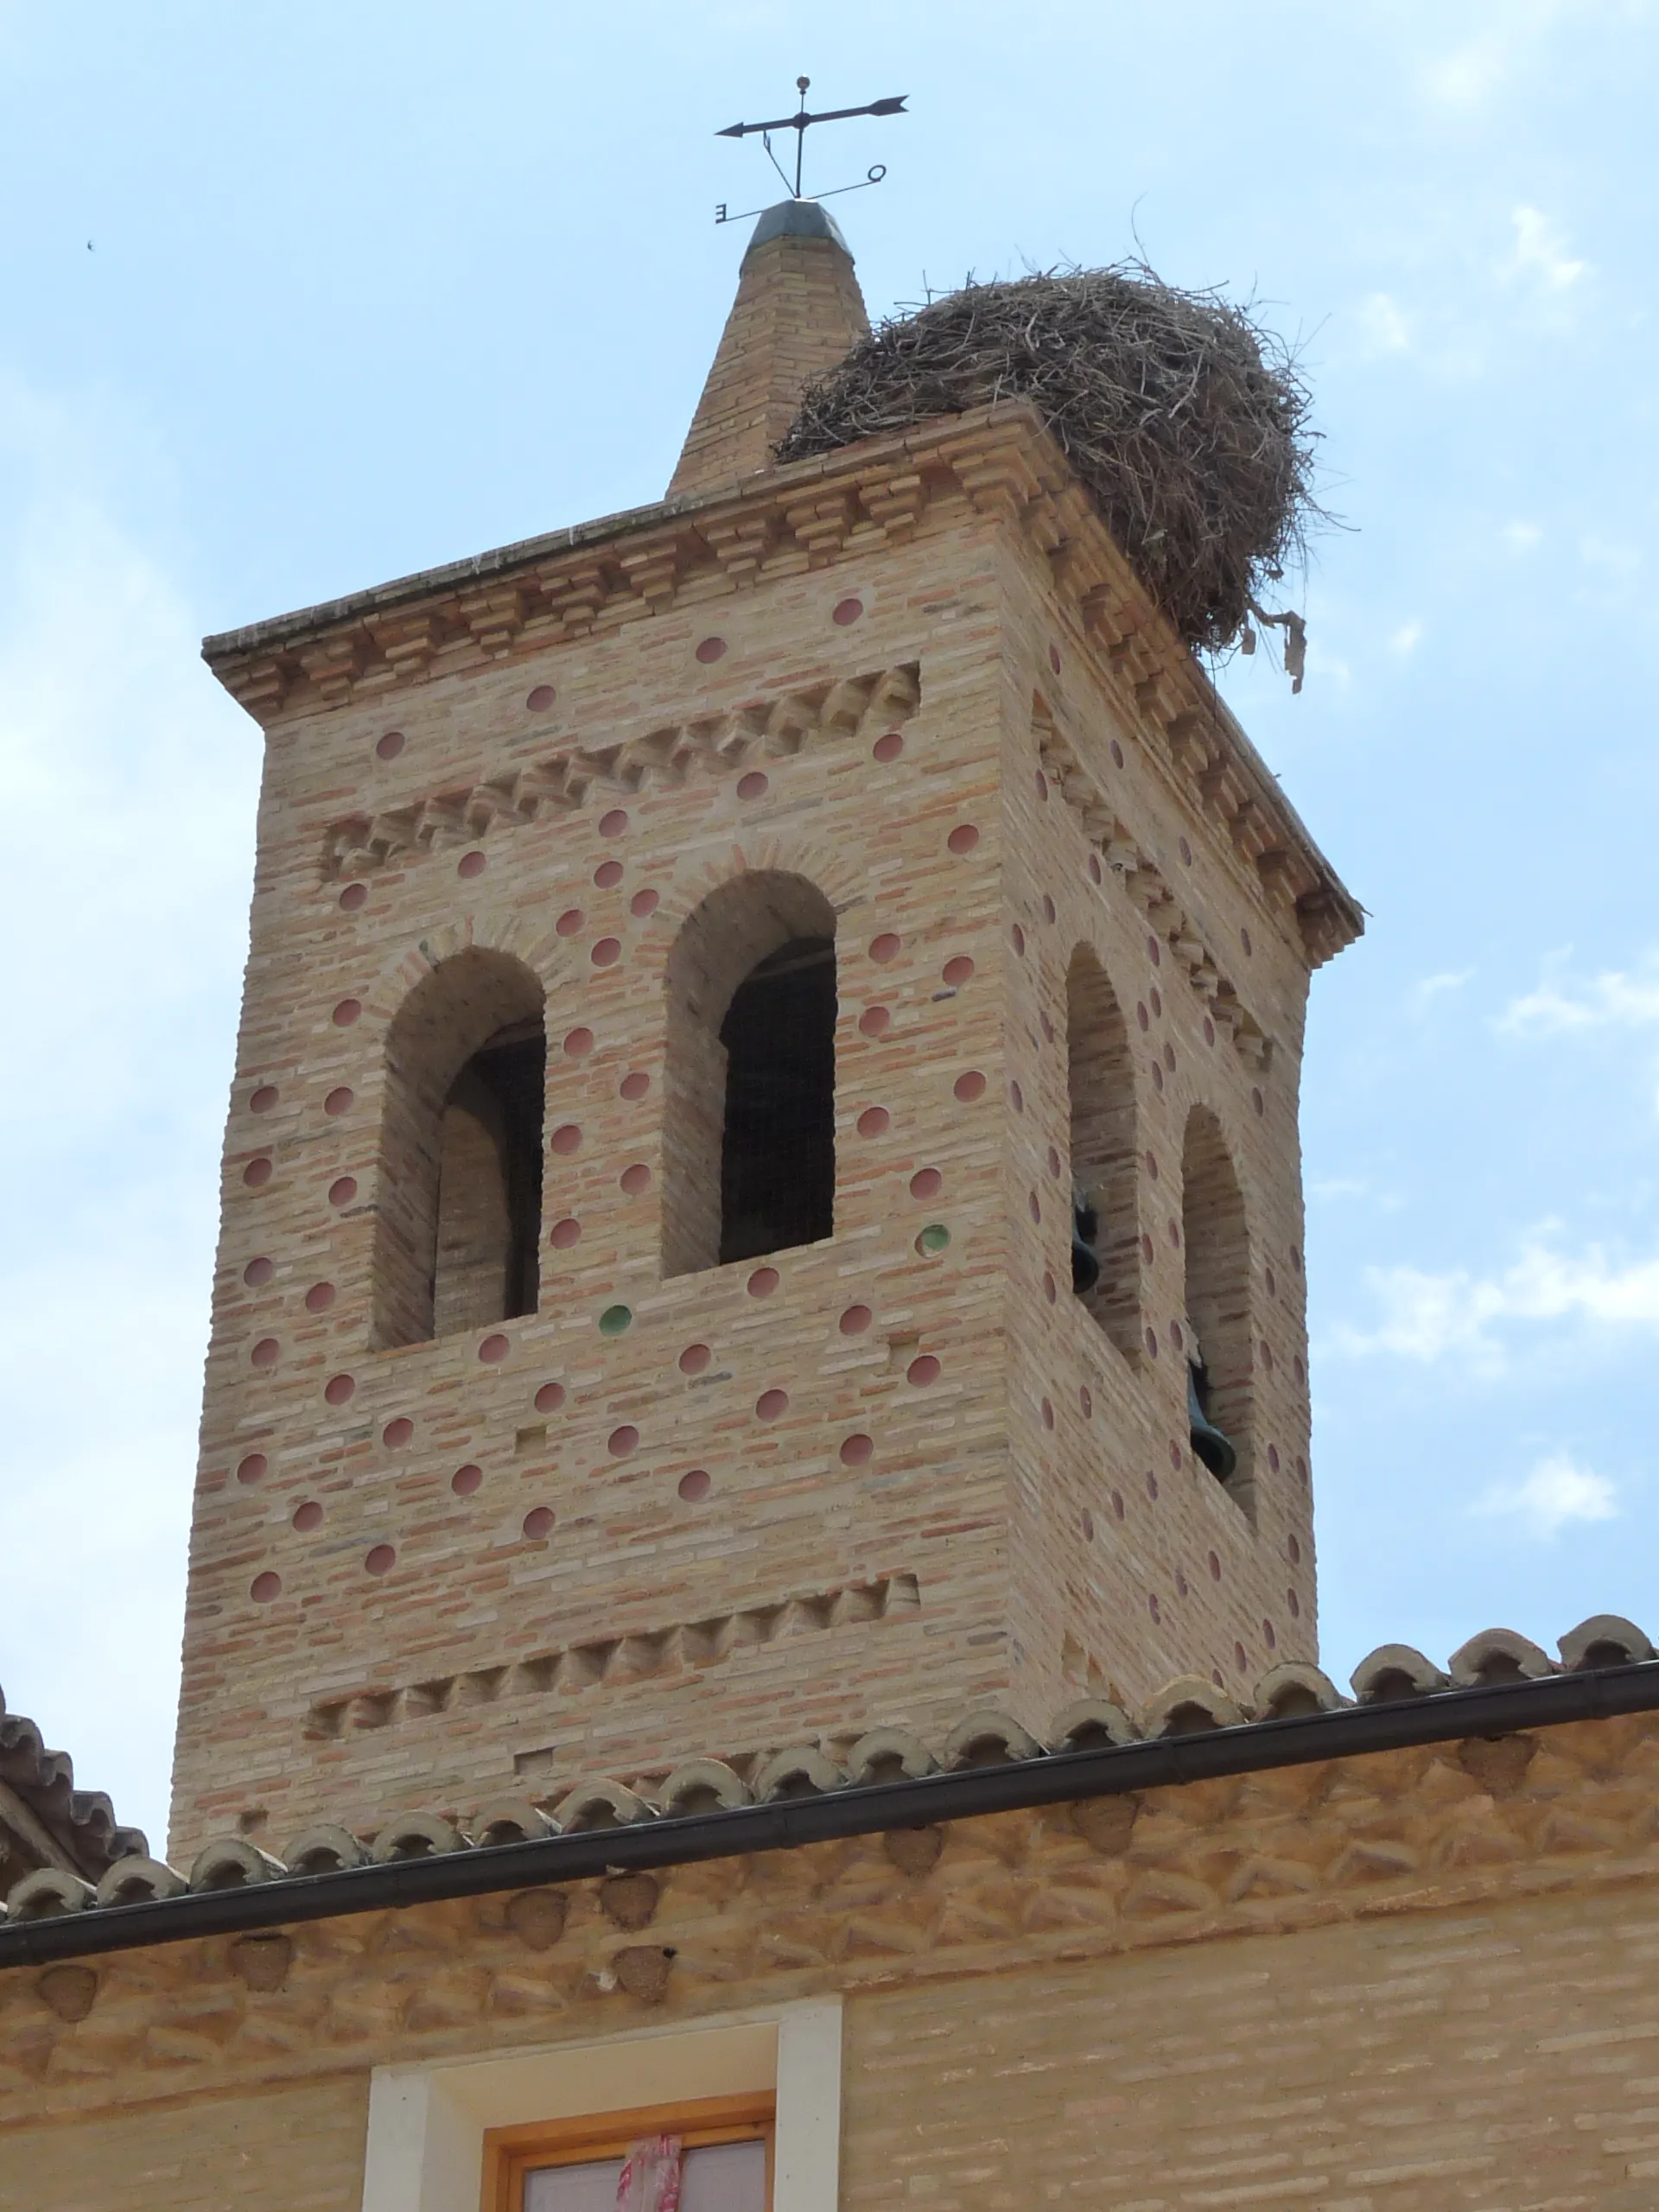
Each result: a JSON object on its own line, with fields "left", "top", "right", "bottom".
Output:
{"left": 0, "top": 1686, "right": 147, "bottom": 1893}
{"left": 3, "top": 1615, "right": 1654, "bottom": 1967}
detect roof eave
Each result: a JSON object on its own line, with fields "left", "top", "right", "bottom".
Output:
{"left": 5, "top": 1657, "right": 1656, "bottom": 1970}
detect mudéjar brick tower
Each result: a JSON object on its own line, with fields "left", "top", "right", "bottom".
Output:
{"left": 171, "top": 198, "right": 1360, "bottom": 1858}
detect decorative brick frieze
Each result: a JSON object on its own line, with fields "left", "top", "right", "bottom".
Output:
{"left": 1034, "top": 704, "right": 1275, "bottom": 1068}
{"left": 319, "top": 663, "right": 921, "bottom": 880}
{"left": 200, "top": 406, "right": 1358, "bottom": 964}
{"left": 305, "top": 1572, "right": 923, "bottom": 1743}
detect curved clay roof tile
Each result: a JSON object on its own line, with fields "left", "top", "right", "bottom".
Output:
{"left": 188, "top": 1837, "right": 286, "bottom": 1891}
{"left": 1141, "top": 1675, "right": 1247, "bottom": 1737}
{"left": 752, "top": 1747, "right": 847, "bottom": 1801}
{"left": 941, "top": 1709, "right": 1044, "bottom": 1770}
{"left": 657, "top": 1759, "right": 753, "bottom": 1816}
{"left": 846, "top": 1726, "right": 938, "bottom": 1786}
{"left": 1350, "top": 1644, "right": 1450, "bottom": 1703}
{"left": 370, "top": 1814, "right": 468, "bottom": 1863}
{"left": 1250, "top": 1662, "right": 1347, "bottom": 1720}
{"left": 5, "top": 1866, "right": 95, "bottom": 1920}
{"left": 470, "top": 1798, "right": 558, "bottom": 1847}
{"left": 94, "top": 1856, "right": 188, "bottom": 1908}
{"left": 1448, "top": 1628, "right": 1556, "bottom": 1688}
{"left": 554, "top": 1777, "right": 655, "bottom": 1833}
{"left": 1046, "top": 1698, "right": 1140, "bottom": 1752}
{"left": 283, "top": 1824, "right": 369, "bottom": 1876}
{"left": 1558, "top": 1614, "right": 1655, "bottom": 1670}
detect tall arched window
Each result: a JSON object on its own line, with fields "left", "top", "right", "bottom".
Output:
{"left": 1066, "top": 944, "right": 1139, "bottom": 1357}
{"left": 1180, "top": 1104, "right": 1252, "bottom": 1499}
{"left": 663, "top": 872, "right": 837, "bottom": 1277}
{"left": 372, "top": 950, "right": 545, "bottom": 1347}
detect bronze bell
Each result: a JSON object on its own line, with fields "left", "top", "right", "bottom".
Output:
{"left": 1186, "top": 1355, "right": 1237, "bottom": 1481}
{"left": 1071, "top": 1190, "right": 1101, "bottom": 1295}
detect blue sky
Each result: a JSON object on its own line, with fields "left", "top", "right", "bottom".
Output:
{"left": 2, "top": 1, "right": 1656, "bottom": 1849}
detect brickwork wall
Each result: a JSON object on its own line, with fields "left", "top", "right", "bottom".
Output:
{"left": 993, "top": 545, "right": 1317, "bottom": 1730}
{"left": 842, "top": 1888, "right": 1659, "bottom": 2210}
{"left": 0, "top": 2075, "right": 366, "bottom": 2212}
{"left": 173, "top": 489, "right": 1321, "bottom": 1859}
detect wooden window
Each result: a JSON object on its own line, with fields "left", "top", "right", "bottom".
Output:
{"left": 484, "top": 2094, "right": 773, "bottom": 2212}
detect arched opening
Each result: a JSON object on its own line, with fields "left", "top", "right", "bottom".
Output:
{"left": 432, "top": 1020, "right": 544, "bottom": 1339}
{"left": 1066, "top": 944, "right": 1139, "bottom": 1357}
{"left": 1180, "top": 1105, "right": 1252, "bottom": 1498}
{"left": 372, "top": 950, "right": 545, "bottom": 1347}
{"left": 663, "top": 872, "right": 838, "bottom": 1277}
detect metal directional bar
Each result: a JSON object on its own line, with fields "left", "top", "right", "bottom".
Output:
{"left": 717, "top": 78, "right": 907, "bottom": 202}
{"left": 717, "top": 97, "right": 906, "bottom": 139}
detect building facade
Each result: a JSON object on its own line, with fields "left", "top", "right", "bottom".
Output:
{"left": 5, "top": 199, "right": 1658, "bottom": 2212}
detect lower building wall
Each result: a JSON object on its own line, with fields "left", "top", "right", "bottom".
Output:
{"left": 842, "top": 1887, "right": 1659, "bottom": 2210}
{"left": 11, "top": 1713, "right": 1659, "bottom": 2211}
{"left": 0, "top": 2074, "right": 368, "bottom": 2212}
{"left": 6, "top": 1880, "right": 1659, "bottom": 2212}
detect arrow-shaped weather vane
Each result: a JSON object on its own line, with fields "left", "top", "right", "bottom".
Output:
{"left": 715, "top": 76, "right": 907, "bottom": 225}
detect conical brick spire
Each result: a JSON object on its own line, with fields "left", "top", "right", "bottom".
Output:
{"left": 669, "top": 200, "right": 869, "bottom": 498}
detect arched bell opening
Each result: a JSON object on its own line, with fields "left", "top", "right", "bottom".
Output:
{"left": 372, "top": 950, "right": 546, "bottom": 1347}
{"left": 1180, "top": 1104, "right": 1254, "bottom": 1508}
{"left": 717, "top": 936, "right": 836, "bottom": 1264}
{"left": 432, "top": 1019, "right": 544, "bottom": 1339}
{"left": 1065, "top": 944, "right": 1140, "bottom": 1359}
{"left": 663, "top": 871, "right": 838, "bottom": 1277}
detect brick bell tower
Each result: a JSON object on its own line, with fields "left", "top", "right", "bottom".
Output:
{"left": 171, "top": 199, "right": 1359, "bottom": 1856}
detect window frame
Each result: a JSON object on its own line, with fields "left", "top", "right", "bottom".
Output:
{"left": 359, "top": 1998, "right": 841, "bottom": 2212}
{"left": 483, "top": 2091, "right": 774, "bottom": 2212}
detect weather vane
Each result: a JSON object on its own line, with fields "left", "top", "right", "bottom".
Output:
{"left": 715, "top": 77, "right": 907, "bottom": 225}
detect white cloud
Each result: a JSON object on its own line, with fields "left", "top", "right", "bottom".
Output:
{"left": 1410, "top": 967, "right": 1473, "bottom": 1012}
{"left": 1579, "top": 533, "right": 1643, "bottom": 579}
{"left": 1337, "top": 1239, "right": 1659, "bottom": 1376}
{"left": 1389, "top": 620, "right": 1424, "bottom": 657}
{"left": 1505, "top": 205, "right": 1588, "bottom": 290}
{"left": 1503, "top": 521, "right": 1543, "bottom": 553}
{"left": 1421, "top": 31, "right": 1517, "bottom": 107}
{"left": 1472, "top": 1453, "right": 1618, "bottom": 1539}
{"left": 1419, "top": 5, "right": 1576, "bottom": 109}
{"left": 1356, "top": 292, "right": 1412, "bottom": 356}
{"left": 1497, "top": 958, "right": 1659, "bottom": 1037}
{"left": 1309, "top": 1174, "right": 1371, "bottom": 1203}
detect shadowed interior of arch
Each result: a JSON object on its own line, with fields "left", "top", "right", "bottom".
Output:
{"left": 1181, "top": 1103, "right": 1253, "bottom": 1502}
{"left": 372, "top": 948, "right": 547, "bottom": 1347}
{"left": 1066, "top": 944, "right": 1140, "bottom": 1358}
{"left": 433, "top": 1018, "right": 544, "bottom": 1337}
{"left": 718, "top": 936, "right": 836, "bottom": 1263}
{"left": 661, "top": 870, "right": 839, "bottom": 1278}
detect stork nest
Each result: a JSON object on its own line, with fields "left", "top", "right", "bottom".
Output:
{"left": 776, "top": 264, "right": 1319, "bottom": 654}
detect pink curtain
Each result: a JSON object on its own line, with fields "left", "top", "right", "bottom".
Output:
{"left": 615, "top": 2135, "right": 683, "bottom": 2212}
